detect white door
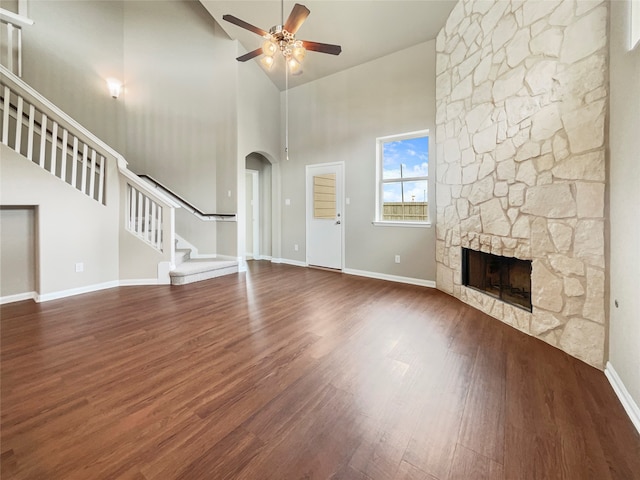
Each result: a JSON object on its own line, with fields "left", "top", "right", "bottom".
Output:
{"left": 306, "top": 162, "right": 343, "bottom": 270}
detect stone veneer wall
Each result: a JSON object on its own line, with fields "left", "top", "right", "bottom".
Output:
{"left": 435, "top": 0, "right": 608, "bottom": 368}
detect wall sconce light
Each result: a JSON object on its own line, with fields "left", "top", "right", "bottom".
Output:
{"left": 106, "top": 78, "right": 122, "bottom": 99}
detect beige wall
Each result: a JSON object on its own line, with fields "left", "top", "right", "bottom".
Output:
{"left": 280, "top": 41, "right": 438, "bottom": 282}
{"left": 22, "top": 0, "right": 125, "bottom": 152}
{"left": 122, "top": 0, "right": 239, "bottom": 255}
{"left": 0, "top": 206, "right": 36, "bottom": 297}
{"left": 608, "top": 0, "right": 640, "bottom": 412}
{"left": 20, "top": 0, "right": 249, "bottom": 257}
{"left": 1, "top": 145, "right": 119, "bottom": 296}
{"left": 236, "top": 48, "right": 282, "bottom": 262}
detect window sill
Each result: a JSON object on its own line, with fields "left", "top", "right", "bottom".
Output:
{"left": 372, "top": 221, "right": 432, "bottom": 228}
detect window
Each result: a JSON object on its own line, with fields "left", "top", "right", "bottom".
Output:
{"left": 375, "top": 130, "right": 429, "bottom": 225}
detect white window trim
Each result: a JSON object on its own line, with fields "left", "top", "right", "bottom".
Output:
{"left": 375, "top": 129, "right": 430, "bottom": 226}
{"left": 632, "top": 0, "right": 640, "bottom": 50}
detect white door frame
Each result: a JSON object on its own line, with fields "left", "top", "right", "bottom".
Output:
{"left": 305, "top": 161, "right": 345, "bottom": 270}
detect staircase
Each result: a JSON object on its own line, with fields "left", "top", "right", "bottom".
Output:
{"left": 170, "top": 245, "right": 238, "bottom": 285}
{"left": 137, "top": 175, "right": 239, "bottom": 286}
{"left": 0, "top": 64, "right": 239, "bottom": 292}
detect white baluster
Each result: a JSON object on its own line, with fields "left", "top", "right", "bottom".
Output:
{"left": 6, "top": 24, "right": 14, "bottom": 73}
{"left": 38, "top": 113, "right": 47, "bottom": 168}
{"left": 14, "top": 96, "right": 23, "bottom": 153}
{"left": 129, "top": 185, "right": 137, "bottom": 231}
{"left": 71, "top": 136, "right": 78, "bottom": 189}
{"left": 89, "top": 149, "right": 96, "bottom": 199}
{"left": 50, "top": 121, "right": 58, "bottom": 175}
{"left": 150, "top": 202, "right": 157, "bottom": 248}
{"left": 17, "top": 25, "right": 22, "bottom": 78}
{"left": 97, "top": 156, "right": 105, "bottom": 204}
{"left": 2, "top": 85, "right": 10, "bottom": 144}
{"left": 60, "top": 129, "right": 68, "bottom": 183}
{"left": 80, "top": 143, "right": 88, "bottom": 194}
{"left": 26, "top": 104, "right": 35, "bottom": 160}
{"left": 143, "top": 196, "right": 150, "bottom": 241}
{"left": 137, "top": 191, "right": 143, "bottom": 235}
{"left": 157, "top": 207, "right": 163, "bottom": 251}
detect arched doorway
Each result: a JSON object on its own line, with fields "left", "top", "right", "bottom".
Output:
{"left": 244, "top": 152, "right": 273, "bottom": 262}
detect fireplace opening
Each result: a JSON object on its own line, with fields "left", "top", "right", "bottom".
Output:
{"left": 462, "top": 248, "right": 532, "bottom": 312}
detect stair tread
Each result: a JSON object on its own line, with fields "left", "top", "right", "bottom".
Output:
{"left": 170, "top": 259, "right": 238, "bottom": 277}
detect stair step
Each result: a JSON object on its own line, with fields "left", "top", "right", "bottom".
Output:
{"left": 175, "top": 248, "right": 191, "bottom": 265}
{"left": 169, "top": 259, "right": 238, "bottom": 285}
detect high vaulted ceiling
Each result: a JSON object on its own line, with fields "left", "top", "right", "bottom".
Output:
{"left": 199, "top": 1, "right": 458, "bottom": 90}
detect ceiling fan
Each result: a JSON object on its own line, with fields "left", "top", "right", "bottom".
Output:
{"left": 222, "top": 3, "right": 342, "bottom": 75}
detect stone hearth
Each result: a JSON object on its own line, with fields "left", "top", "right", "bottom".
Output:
{"left": 435, "top": 0, "right": 607, "bottom": 368}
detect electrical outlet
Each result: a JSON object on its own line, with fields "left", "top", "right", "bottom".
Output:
{"left": 294, "top": 244, "right": 299, "bottom": 251}
{"left": 75, "top": 262, "right": 84, "bottom": 273}
{"left": 227, "top": 190, "right": 231, "bottom": 198}
{"left": 395, "top": 255, "right": 400, "bottom": 264}
{"left": 285, "top": 198, "right": 291, "bottom": 206}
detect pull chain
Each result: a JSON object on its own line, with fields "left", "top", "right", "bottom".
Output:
{"left": 285, "top": 61, "right": 289, "bottom": 161}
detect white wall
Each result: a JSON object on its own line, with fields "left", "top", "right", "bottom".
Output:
{"left": 280, "top": 41, "right": 437, "bottom": 282}
{"left": 608, "top": 0, "right": 640, "bottom": 414}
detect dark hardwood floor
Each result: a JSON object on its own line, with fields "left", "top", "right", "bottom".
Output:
{"left": 1, "top": 261, "right": 639, "bottom": 479}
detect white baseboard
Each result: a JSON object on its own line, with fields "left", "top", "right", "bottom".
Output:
{"left": 258, "top": 255, "right": 272, "bottom": 261}
{"left": 2, "top": 266, "right": 436, "bottom": 305}
{"left": 8, "top": 279, "right": 163, "bottom": 304}
{"left": 0, "top": 291, "right": 37, "bottom": 305}
{"left": 36, "top": 281, "right": 120, "bottom": 302}
{"left": 119, "top": 278, "right": 161, "bottom": 286}
{"left": 344, "top": 268, "right": 436, "bottom": 288}
{"left": 605, "top": 361, "right": 640, "bottom": 434}
{"left": 272, "top": 257, "right": 308, "bottom": 267}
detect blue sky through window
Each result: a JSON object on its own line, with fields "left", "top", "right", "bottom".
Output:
{"left": 382, "top": 136, "right": 428, "bottom": 203}
{"left": 382, "top": 136, "right": 429, "bottom": 180}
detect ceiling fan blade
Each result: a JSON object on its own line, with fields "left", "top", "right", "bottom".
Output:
{"left": 284, "top": 3, "right": 310, "bottom": 34}
{"left": 301, "top": 40, "right": 342, "bottom": 56}
{"left": 236, "top": 48, "right": 263, "bottom": 62}
{"left": 222, "top": 14, "right": 268, "bottom": 37}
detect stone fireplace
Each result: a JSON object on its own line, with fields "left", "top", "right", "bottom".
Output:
{"left": 434, "top": 0, "right": 607, "bottom": 368}
{"left": 462, "top": 248, "right": 532, "bottom": 311}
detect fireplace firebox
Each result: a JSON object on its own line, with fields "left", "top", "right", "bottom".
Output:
{"left": 462, "top": 248, "right": 532, "bottom": 311}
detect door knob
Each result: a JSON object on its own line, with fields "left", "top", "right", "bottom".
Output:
{"left": 336, "top": 220, "right": 341, "bottom": 225}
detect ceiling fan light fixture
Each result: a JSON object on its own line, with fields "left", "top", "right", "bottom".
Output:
{"left": 262, "top": 38, "right": 277, "bottom": 56}
{"left": 224, "top": 3, "right": 341, "bottom": 76}
{"left": 292, "top": 41, "right": 306, "bottom": 62}
{"left": 288, "top": 57, "right": 303, "bottom": 76}
{"left": 261, "top": 55, "right": 275, "bottom": 70}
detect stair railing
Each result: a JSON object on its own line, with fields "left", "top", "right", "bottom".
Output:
{"left": 0, "top": 64, "right": 178, "bottom": 257}
{"left": 138, "top": 174, "right": 236, "bottom": 222}
{"left": 0, "top": 8, "right": 32, "bottom": 77}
